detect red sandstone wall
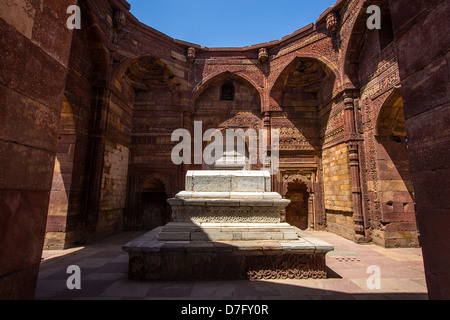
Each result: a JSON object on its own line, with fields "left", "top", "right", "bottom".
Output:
{"left": 389, "top": 0, "right": 450, "bottom": 299}
{"left": 0, "top": 0, "right": 78, "bottom": 299}
{"left": 44, "top": 25, "right": 96, "bottom": 249}
{"left": 357, "top": 11, "right": 418, "bottom": 247}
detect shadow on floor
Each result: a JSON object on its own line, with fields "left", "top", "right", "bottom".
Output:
{"left": 34, "top": 231, "right": 428, "bottom": 301}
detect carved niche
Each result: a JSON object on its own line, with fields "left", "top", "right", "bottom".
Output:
{"left": 282, "top": 172, "right": 313, "bottom": 196}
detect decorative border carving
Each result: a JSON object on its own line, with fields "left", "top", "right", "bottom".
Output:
{"left": 246, "top": 254, "right": 327, "bottom": 280}
{"left": 172, "top": 206, "right": 281, "bottom": 223}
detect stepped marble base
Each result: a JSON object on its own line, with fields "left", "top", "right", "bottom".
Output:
{"left": 122, "top": 226, "right": 334, "bottom": 280}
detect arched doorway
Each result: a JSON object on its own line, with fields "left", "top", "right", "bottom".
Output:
{"left": 139, "top": 178, "right": 170, "bottom": 230}
{"left": 285, "top": 180, "right": 309, "bottom": 230}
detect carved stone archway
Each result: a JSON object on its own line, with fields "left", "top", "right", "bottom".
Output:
{"left": 281, "top": 172, "right": 315, "bottom": 230}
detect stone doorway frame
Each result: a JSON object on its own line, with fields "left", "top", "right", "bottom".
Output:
{"left": 279, "top": 171, "right": 316, "bottom": 230}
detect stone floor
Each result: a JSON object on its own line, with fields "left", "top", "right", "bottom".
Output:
{"left": 35, "top": 230, "right": 428, "bottom": 300}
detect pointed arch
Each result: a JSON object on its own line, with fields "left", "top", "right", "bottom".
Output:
{"left": 269, "top": 56, "right": 338, "bottom": 109}
{"left": 118, "top": 56, "right": 182, "bottom": 90}
{"left": 376, "top": 86, "right": 406, "bottom": 138}
{"left": 270, "top": 55, "right": 339, "bottom": 93}
{"left": 192, "top": 71, "right": 263, "bottom": 109}
{"left": 341, "top": 0, "right": 393, "bottom": 88}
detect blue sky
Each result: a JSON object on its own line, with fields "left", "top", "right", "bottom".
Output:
{"left": 127, "top": 0, "right": 336, "bottom": 47}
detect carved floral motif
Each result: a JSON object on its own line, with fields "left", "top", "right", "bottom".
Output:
{"left": 172, "top": 206, "right": 281, "bottom": 223}
{"left": 246, "top": 254, "right": 327, "bottom": 280}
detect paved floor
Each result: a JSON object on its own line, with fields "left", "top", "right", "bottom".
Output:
{"left": 35, "top": 230, "right": 428, "bottom": 300}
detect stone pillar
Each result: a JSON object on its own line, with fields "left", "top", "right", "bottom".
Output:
{"left": 343, "top": 93, "right": 356, "bottom": 135}
{"left": 262, "top": 112, "right": 271, "bottom": 172}
{"left": 83, "top": 84, "right": 111, "bottom": 241}
{"left": 343, "top": 92, "right": 365, "bottom": 240}
{"left": 308, "top": 192, "right": 315, "bottom": 230}
{"left": 348, "top": 142, "right": 364, "bottom": 237}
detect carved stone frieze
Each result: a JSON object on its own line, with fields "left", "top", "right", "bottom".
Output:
{"left": 246, "top": 254, "right": 327, "bottom": 280}
{"left": 172, "top": 206, "right": 281, "bottom": 223}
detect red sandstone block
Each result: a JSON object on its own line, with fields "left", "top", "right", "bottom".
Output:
{"left": 45, "top": 215, "right": 68, "bottom": 232}
{"left": 393, "top": 191, "right": 415, "bottom": 204}
{"left": 406, "top": 103, "right": 450, "bottom": 172}
{"left": 389, "top": 0, "right": 443, "bottom": 40}
{"left": 416, "top": 205, "right": 450, "bottom": 249}
{"left": 0, "top": 19, "right": 68, "bottom": 111}
{"left": 31, "top": 1, "right": 74, "bottom": 68}
{"left": 412, "top": 169, "right": 450, "bottom": 210}
{"left": 393, "top": 201, "right": 405, "bottom": 214}
{"left": 0, "top": 264, "right": 40, "bottom": 299}
{"left": 392, "top": 0, "right": 449, "bottom": 79}
{"left": 48, "top": 190, "right": 70, "bottom": 205}
{"left": 416, "top": 206, "right": 450, "bottom": 299}
{"left": 401, "top": 56, "right": 449, "bottom": 120}
{"left": 377, "top": 168, "right": 404, "bottom": 181}
{"left": 43, "top": 0, "right": 79, "bottom": 25}
{"left": 0, "top": 190, "right": 49, "bottom": 277}
{"left": 382, "top": 212, "right": 417, "bottom": 224}
{"left": 0, "top": 84, "right": 59, "bottom": 152}
{"left": 384, "top": 221, "right": 419, "bottom": 232}
{"left": 0, "top": 140, "right": 54, "bottom": 191}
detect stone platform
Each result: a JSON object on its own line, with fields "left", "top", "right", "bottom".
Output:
{"left": 122, "top": 226, "right": 334, "bottom": 280}
{"left": 123, "top": 170, "right": 334, "bottom": 280}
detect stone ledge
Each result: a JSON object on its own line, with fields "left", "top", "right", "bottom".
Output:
{"left": 171, "top": 192, "right": 285, "bottom": 201}
{"left": 123, "top": 227, "right": 333, "bottom": 255}
{"left": 156, "top": 222, "right": 302, "bottom": 241}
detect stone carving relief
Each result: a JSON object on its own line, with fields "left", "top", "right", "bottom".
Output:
{"left": 113, "top": 10, "right": 126, "bottom": 31}
{"left": 187, "top": 47, "right": 196, "bottom": 63}
{"left": 282, "top": 172, "right": 313, "bottom": 196}
{"left": 218, "top": 114, "right": 261, "bottom": 129}
{"left": 326, "top": 11, "right": 340, "bottom": 33}
{"left": 258, "top": 48, "right": 269, "bottom": 63}
{"left": 275, "top": 127, "right": 315, "bottom": 151}
{"left": 172, "top": 206, "right": 281, "bottom": 223}
{"left": 246, "top": 254, "right": 327, "bottom": 280}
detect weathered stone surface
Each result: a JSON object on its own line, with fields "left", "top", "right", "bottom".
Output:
{"left": 389, "top": 0, "right": 450, "bottom": 299}
{"left": 0, "top": 0, "right": 78, "bottom": 300}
